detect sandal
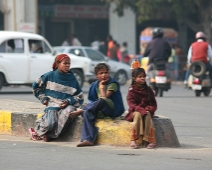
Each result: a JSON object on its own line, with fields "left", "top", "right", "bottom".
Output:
{"left": 28, "top": 128, "right": 41, "bottom": 141}
{"left": 41, "top": 135, "right": 51, "bottom": 142}
{"left": 130, "top": 144, "right": 139, "bottom": 149}
{"left": 147, "top": 143, "right": 156, "bottom": 149}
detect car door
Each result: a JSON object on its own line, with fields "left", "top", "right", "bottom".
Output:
{"left": 29, "top": 39, "right": 55, "bottom": 82}
{"left": 84, "top": 48, "right": 106, "bottom": 73}
{"left": 0, "top": 38, "right": 28, "bottom": 83}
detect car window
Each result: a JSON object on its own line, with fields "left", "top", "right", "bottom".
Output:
{"left": 28, "top": 39, "right": 51, "bottom": 53}
{"left": 0, "top": 39, "right": 24, "bottom": 53}
{"left": 43, "top": 41, "right": 52, "bottom": 53}
{"left": 54, "top": 48, "right": 65, "bottom": 53}
{"left": 85, "top": 49, "right": 105, "bottom": 61}
{"left": 69, "top": 49, "right": 85, "bottom": 57}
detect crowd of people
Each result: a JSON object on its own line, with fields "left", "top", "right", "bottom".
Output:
{"left": 90, "top": 35, "right": 130, "bottom": 64}
{"left": 61, "top": 34, "right": 130, "bottom": 64}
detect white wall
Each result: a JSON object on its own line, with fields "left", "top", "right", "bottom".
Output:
{"left": 0, "top": 0, "right": 37, "bottom": 33}
{"left": 109, "top": 3, "right": 136, "bottom": 54}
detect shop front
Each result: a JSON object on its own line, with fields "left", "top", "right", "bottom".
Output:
{"left": 38, "top": 3, "right": 109, "bottom": 46}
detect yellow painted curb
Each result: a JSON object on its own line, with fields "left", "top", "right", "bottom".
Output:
{"left": 96, "top": 119, "right": 134, "bottom": 146}
{"left": 0, "top": 111, "right": 12, "bottom": 135}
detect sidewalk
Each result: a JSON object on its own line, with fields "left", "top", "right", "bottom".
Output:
{"left": 0, "top": 99, "right": 180, "bottom": 147}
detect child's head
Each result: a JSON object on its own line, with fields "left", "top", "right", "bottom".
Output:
{"left": 131, "top": 68, "right": 146, "bottom": 85}
{"left": 52, "top": 54, "right": 70, "bottom": 73}
{"left": 94, "top": 63, "right": 110, "bottom": 82}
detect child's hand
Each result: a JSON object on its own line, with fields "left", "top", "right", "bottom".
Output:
{"left": 43, "top": 100, "right": 48, "bottom": 106}
{"left": 60, "top": 100, "right": 68, "bottom": 109}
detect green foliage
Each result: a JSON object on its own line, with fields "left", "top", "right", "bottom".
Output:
{"left": 101, "top": 0, "right": 211, "bottom": 24}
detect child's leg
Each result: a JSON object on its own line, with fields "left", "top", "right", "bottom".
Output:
{"left": 77, "top": 99, "right": 113, "bottom": 147}
{"left": 130, "top": 112, "right": 143, "bottom": 149}
{"left": 143, "top": 113, "right": 156, "bottom": 148}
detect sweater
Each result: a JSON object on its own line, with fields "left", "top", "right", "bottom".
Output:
{"left": 88, "top": 77, "right": 125, "bottom": 117}
{"left": 126, "top": 85, "right": 157, "bottom": 121}
{"left": 32, "top": 69, "right": 84, "bottom": 111}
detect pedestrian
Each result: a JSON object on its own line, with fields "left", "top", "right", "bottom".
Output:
{"left": 61, "top": 37, "right": 70, "bottom": 46}
{"left": 70, "top": 34, "right": 82, "bottom": 46}
{"left": 125, "top": 67, "right": 157, "bottom": 149}
{"left": 99, "top": 40, "right": 106, "bottom": 55}
{"left": 109, "top": 40, "right": 119, "bottom": 61}
{"left": 121, "top": 42, "right": 129, "bottom": 63}
{"left": 76, "top": 63, "right": 125, "bottom": 147}
{"left": 106, "top": 35, "right": 113, "bottom": 57}
{"left": 91, "top": 36, "right": 101, "bottom": 50}
{"left": 29, "top": 54, "right": 84, "bottom": 142}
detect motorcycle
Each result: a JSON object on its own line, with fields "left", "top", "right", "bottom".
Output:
{"left": 187, "top": 61, "right": 211, "bottom": 97}
{"left": 147, "top": 58, "right": 171, "bottom": 97}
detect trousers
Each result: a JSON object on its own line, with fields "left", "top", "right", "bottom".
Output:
{"left": 81, "top": 99, "right": 113, "bottom": 143}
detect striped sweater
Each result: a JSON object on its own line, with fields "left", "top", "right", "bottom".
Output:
{"left": 32, "top": 69, "right": 84, "bottom": 111}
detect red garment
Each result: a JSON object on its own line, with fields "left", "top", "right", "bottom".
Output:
{"left": 52, "top": 54, "right": 70, "bottom": 70}
{"left": 191, "top": 41, "right": 208, "bottom": 63}
{"left": 125, "top": 85, "right": 157, "bottom": 121}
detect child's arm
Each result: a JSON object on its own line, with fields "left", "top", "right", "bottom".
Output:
{"left": 127, "top": 91, "right": 147, "bottom": 116}
{"left": 32, "top": 74, "right": 49, "bottom": 105}
{"left": 145, "top": 88, "right": 157, "bottom": 115}
{"left": 99, "top": 81, "right": 115, "bottom": 98}
{"left": 65, "top": 81, "right": 84, "bottom": 107}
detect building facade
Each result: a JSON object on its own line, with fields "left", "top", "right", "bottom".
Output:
{"left": 0, "top": 0, "right": 136, "bottom": 54}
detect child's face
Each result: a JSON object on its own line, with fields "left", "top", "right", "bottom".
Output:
{"left": 96, "top": 68, "right": 109, "bottom": 84}
{"left": 57, "top": 58, "right": 70, "bottom": 73}
{"left": 134, "top": 72, "right": 146, "bottom": 85}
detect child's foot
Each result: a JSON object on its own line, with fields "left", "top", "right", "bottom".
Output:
{"left": 130, "top": 141, "right": 138, "bottom": 149}
{"left": 69, "top": 109, "right": 83, "bottom": 118}
{"left": 147, "top": 143, "right": 156, "bottom": 149}
{"left": 77, "top": 140, "right": 94, "bottom": 147}
{"left": 41, "top": 135, "right": 51, "bottom": 142}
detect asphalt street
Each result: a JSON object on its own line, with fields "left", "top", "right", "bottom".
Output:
{"left": 0, "top": 83, "right": 212, "bottom": 170}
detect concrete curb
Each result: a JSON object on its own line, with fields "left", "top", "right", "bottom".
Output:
{"left": 0, "top": 110, "right": 180, "bottom": 147}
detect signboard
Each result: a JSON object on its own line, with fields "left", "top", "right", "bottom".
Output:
{"left": 17, "top": 23, "right": 35, "bottom": 33}
{"left": 55, "top": 5, "right": 108, "bottom": 19}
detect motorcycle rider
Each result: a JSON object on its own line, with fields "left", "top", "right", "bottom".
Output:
{"left": 184, "top": 31, "right": 212, "bottom": 87}
{"left": 143, "top": 27, "right": 171, "bottom": 71}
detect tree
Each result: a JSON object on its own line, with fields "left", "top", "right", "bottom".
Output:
{"left": 101, "top": 0, "right": 212, "bottom": 44}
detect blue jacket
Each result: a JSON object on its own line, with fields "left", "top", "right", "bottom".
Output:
{"left": 88, "top": 77, "right": 125, "bottom": 117}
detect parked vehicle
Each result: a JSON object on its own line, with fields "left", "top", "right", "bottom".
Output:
{"left": 187, "top": 61, "right": 211, "bottom": 97}
{"left": 53, "top": 46, "right": 131, "bottom": 85}
{"left": 147, "top": 58, "right": 171, "bottom": 97}
{"left": 0, "top": 31, "right": 92, "bottom": 91}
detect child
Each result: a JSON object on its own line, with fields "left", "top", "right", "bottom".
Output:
{"left": 126, "top": 67, "right": 157, "bottom": 149}
{"left": 76, "top": 63, "right": 125, "bottom": 147}
{"left": 29, "top": 54, "right": 84, "bottom": 142}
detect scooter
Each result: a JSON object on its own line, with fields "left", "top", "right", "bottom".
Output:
{"left": 147, "top": 58, "right": 171, "bottom": 97}
{"left": 187, "top": 61, "right": 211, "bottom": 97}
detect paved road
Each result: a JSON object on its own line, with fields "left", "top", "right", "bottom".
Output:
{"left": 0, "top": 83, "right": 212, "bottom": 170}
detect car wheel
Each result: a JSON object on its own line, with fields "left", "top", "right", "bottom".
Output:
{"left": 114, "top": 70, "right": 128, "bottom": 85}
{"left": 189, "top": 61, "right": 206, "bottom": 78}
{"left": 0, "top": 74, "right": 4, "bottom": 91}
{"left": 71, "top": 69, "right": 84, "bottom": 88}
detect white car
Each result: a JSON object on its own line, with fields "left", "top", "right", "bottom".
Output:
{"left": 0, "top": 31, "right": 92, "bottom": 90}
{"left": 53, "top": 46, "right": 131, "bottom": 85}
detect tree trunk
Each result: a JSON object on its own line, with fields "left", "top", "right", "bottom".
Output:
{"left": 201, "top": 8, "right": 212, "bottom": 45}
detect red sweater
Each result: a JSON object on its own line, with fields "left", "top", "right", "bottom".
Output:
{"left": 191, "top": 41, "right": 208, "bottom": 63}
{"left": 125, "top": 85, "right": 157, "bottom": 121}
